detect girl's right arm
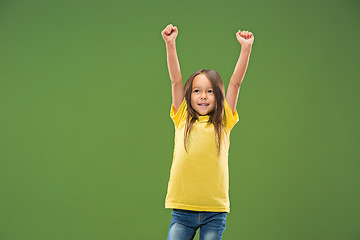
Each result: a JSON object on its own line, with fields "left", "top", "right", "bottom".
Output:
{"left": 161, "top": 24, "right": 184, "bottom": 114}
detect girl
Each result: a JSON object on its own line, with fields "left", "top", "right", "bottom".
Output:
{"left": 161, "top": 24, "right": 254, "bottom": 240}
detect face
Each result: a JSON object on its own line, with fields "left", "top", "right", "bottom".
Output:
{"left": 191, "top": 74, "right": 216, "bottom": 116}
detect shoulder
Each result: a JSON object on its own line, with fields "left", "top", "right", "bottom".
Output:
{"left": 170, "top": 98, "right": 187, "bottom": 128}
{"left": 223, "top": 99, "right": 239, "bottom": 131}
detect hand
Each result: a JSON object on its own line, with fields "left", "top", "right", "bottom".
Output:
{"left": 236, "top": 30, "right": 254, "bottom": 48}
{"left": 161, "top": 24, "right": 178, "bottom": 44}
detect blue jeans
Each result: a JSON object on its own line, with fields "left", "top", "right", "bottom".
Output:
{"left": 167, "top": 208, "right": 227, "bottom": 240}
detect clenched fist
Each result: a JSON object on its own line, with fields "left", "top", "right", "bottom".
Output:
{"left": 236, "top": 30, "right": 254, "bottom": 48}
{"left": 161, "top": 24, "right": 178, "bottom": 44}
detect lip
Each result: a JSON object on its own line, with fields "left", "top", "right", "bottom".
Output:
{"left": 198, "top": 103, "right": 209, "bottom": 107}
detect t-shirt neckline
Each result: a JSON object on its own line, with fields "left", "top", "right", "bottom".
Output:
{"left": 198, "top": 115, "right": 210, "bottom": 122}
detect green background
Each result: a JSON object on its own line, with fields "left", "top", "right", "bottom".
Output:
{"left": 0, "top": 0, "right": 359, "bottom": 239}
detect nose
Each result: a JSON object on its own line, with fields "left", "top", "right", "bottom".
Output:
{"left": 200, "top": 91, "right": 207, "bottom": 99}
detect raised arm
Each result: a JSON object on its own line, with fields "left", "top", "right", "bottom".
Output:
{"left": 226, "top": 30, "right": 254, "bottom": 113}
{"left": 161, "top": 24, "right": 184, "bottom": 114}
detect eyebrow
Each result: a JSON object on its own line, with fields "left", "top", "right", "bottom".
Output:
{"left": 192, "top": 86, "right": 213, "bottom": 89}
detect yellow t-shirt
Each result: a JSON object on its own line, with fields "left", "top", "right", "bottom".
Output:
{"left": 165, "top": 98, "right": 239, "bottom": 212}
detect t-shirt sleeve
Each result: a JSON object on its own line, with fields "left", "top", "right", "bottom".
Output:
{"left": 170, "top": 98, "right": 187, "bottom": 129}
{"left": 224, "top": 99, "right": 239, "bottom": 131}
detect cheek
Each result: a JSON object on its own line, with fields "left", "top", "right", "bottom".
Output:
{"left": 190, "top": 96, "right": 197, "bottom": 107}
{"left": 190, "top": 95, "right": 195, "bottom": 102}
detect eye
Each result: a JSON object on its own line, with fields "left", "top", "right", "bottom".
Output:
{"left": 208, "top": 90, "right": 214, "bottom": 93}
{"left": 193, "top": 89, "right": 200, "bottom": 93}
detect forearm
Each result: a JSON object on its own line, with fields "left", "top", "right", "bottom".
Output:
{"left": 166, "top": 41, "right": 182, "bottom": 84}
{"left": 230, "top": 45, "right": 252, "bottom": 87}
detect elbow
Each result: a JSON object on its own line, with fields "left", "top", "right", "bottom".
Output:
{"left": 229, "top": 79, "right": 241, "bottom": 89}
{"left": 171, "top": 79, "right": 182, "bottom": 85}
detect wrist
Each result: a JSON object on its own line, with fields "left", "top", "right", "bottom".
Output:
{"left": 166, "top": 40, "right": 176, "bottom": 46}
{"left": 241, "top": 44, "right": 252, "bottom": 52}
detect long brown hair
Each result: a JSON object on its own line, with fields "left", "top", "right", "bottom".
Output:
{"left": 183, "top": 69, "right": 226, "bottom": 155}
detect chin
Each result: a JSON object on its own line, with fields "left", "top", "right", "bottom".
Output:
{"left": 199, "top": 111, "right": 211, "bottom": 116}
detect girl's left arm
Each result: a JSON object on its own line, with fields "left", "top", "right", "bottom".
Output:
{"left": 226, "top": 30, "right": 254, "bottom": 113}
